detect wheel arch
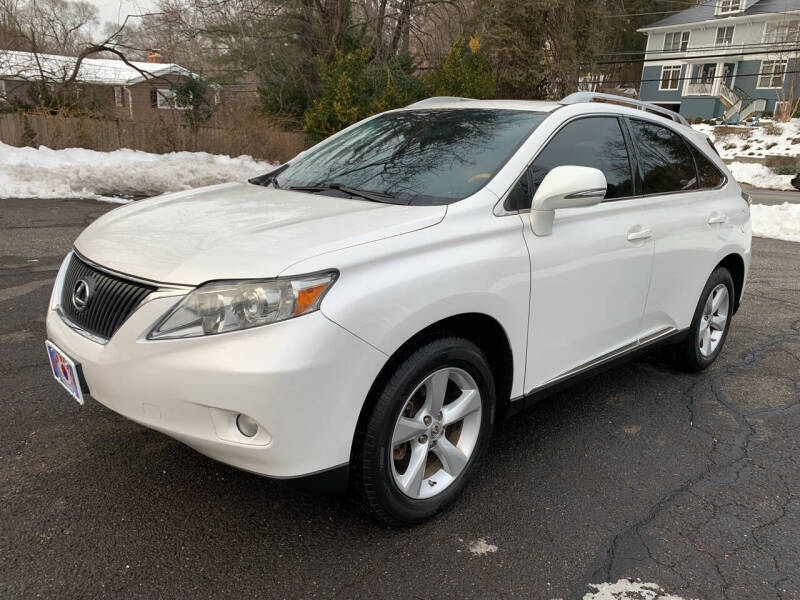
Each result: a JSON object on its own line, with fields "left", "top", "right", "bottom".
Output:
{"left": 350, "top": 313, "right": 515, "bottom": 462}
{"left": 716, "top": 252, "right": 745, "bottom": 314}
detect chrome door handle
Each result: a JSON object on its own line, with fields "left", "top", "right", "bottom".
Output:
{"left": 707, "top": 212, "right": 728, "bottom": 225}
{"left": 627, "top": 227, "right": 652, "bottom": 241}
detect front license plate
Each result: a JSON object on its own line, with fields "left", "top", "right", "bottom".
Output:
{"left": 45, "top": 340, "right": 86, "bottom": 405}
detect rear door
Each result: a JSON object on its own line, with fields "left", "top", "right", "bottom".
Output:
{"left": 513, "top": 115, "right": 655, "bottom": 392}
{"left": 625, "top": 117, "right": 736, "bottom": 335}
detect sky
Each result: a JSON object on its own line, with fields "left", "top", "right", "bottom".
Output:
{"left": 89, "top": 0, "right": 157, "bottom": 29}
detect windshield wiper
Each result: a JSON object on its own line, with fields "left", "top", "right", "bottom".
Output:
{"left": 249, "top": 164, "right": 289, "bottom": 188}
{"left": 288, "top": 182, "right": 401, "bottom": 204}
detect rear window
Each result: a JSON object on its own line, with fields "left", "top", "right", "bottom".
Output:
{"left": 691, "top": 145, "right": 725, "bottom": 188}
{"left": 628, "top": 119, "right": 698, "bottom": 195}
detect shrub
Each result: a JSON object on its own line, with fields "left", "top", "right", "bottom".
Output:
{"left": 303, "top": 35, "right": 496, "bottom": 144}
{"left": 766, "top": 141, "right": 778, "bottom": 149}
{"left": 723, "top": 142, "right": 737, "bottom": 150}
{"left": 423, "top": 36, "right": 496, "bottom": 99}
{"left": 173, "top": 75, "right": 217, "bottom": 130}
{"left": 741, "top": 143, "right": 751, "bottom": 151}
{"left": 763, "top": 122, "right": 783, "bottom": 136}
{"left": 303, "top": 47, "right": 424, "bottom": 143}
{"left": 772, "top": 165, "right": 800, "bottom": 175}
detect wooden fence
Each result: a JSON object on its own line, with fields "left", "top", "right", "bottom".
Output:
{"left": 0, "top": 113, "right": 306, "bottom": 163}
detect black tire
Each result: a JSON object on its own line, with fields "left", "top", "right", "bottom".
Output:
{"left": 664, "top": 267, "right": 735, "bottom": 373}
{"left": 350, "top": 337, "right": 496, "bottom": 526}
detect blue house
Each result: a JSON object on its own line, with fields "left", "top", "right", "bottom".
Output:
{"left": 638, "top": 0, "right": 800, "bottom": 122}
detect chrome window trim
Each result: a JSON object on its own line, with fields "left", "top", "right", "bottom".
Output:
{"left": 493, "top": 112, "right": 636, "bottom": 216}
{"left": 493, "top": 111, "right": 728, "bottom": 217}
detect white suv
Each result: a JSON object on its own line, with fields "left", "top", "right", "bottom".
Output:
{"left": 46, "top": 94, "right": 751, "bottom": 524}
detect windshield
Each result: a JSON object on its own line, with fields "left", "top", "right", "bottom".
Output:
{"left": 273, "top": 109, "right": 546, "bottom": 205}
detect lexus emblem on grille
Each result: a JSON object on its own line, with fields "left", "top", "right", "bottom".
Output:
{"left": 72, "top": 280, "right": 91, "bottom": 312}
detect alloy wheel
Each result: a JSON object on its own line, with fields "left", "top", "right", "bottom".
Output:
{"left": 697, "top": 283, "right": 729, "bottom": 358}
{"left": 389, "top": 367, "right": 482, "bottom": 499}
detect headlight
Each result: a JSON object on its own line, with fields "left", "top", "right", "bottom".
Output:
{"left": 147, "top": 271, "right": 337, "bottom": 340}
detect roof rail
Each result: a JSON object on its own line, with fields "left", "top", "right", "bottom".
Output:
{"left": 560, "top": 92, "right": 689, "bottom": 126}
{"left": 405, "top": 96, "right": 476, "bottom": 108}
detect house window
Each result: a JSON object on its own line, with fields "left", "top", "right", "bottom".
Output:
{"left": 700, "top": 64, "right": 717, "bottom": 84}
{"left": 716, "top": 0, "right": 742, "bottom": 14}
{"left": 660, "top": 65, "right": 681, "bottom": 90}
{"left": 663, "top": 31, "right": 689, "bottom": 52}
{"left": 0, "top": 80, "right": 6, "bottom": 103}
{"left": 716, "top": 26, "right": 734, "bottom": 46}
{"left": 758, "top": 59, "right": 787, "bottom": 88}
{"left": 113, "top": 86, "right": 124, "bottom": 107}
{"left": 154, "top": 88, "right": 186, "bottom": 110}
{"left": 764, "top": 20, "right": 800, "bottom": 44}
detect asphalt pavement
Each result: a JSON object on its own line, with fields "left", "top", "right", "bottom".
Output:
{"left": 1, "top": 196, "right": 799, "bottom": 599}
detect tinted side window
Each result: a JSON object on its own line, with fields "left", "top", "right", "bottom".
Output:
{"left": 691, "top": 146, "right": 725, "bottom": 188}
{"left": 505, "top": 116, "right": 633, "bottom": 211}
{"left": 628, "top": 119, "right": 698, "bottom": 194}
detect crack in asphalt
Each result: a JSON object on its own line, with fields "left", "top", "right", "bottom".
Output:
{"left": 587, "top": 319, "right": 800, "bottom": 598}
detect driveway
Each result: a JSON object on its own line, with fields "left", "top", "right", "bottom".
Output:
{"left": 1, "top": 197, "right": 798, "bottom": 599}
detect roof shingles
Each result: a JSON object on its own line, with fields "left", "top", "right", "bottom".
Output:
{"left": 642, "top": 0, "right": 800, "bottom": 30}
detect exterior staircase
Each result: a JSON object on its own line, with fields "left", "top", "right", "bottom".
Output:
{"left": 722, "top": 85, "right": 767, "bottom": 123}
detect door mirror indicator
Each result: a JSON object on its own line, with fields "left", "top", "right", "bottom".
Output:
{"left": 529, "top": 166, "right": 607, "bottom": 236}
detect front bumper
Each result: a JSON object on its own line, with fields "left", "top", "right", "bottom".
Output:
{"left": 46, "top": 293, "right": 387, "bottom": 479}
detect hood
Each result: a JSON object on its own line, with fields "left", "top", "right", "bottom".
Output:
{"left": 74, "top": 182, "right": 446, "bottom": 285}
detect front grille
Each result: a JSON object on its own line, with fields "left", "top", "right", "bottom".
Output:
{"left": 60, "top": 253, "right": 156, "bottom": 341}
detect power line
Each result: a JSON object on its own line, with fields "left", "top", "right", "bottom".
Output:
{"left": 594, "top": 45, "right": 800, "bottom": 66}
{"left": 596, "top": 38, "right": 800, "bottom": 58}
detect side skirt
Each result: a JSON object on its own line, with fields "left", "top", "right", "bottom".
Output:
{"left": 505, "top": 328, "right": 688, "bottom": 418}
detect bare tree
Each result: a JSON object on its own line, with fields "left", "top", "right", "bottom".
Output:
{"left": 0, "top": 0, "right": 164, "bottom": 110}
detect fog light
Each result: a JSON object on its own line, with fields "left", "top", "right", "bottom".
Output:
{"left": 236, "top": 414, "right": 259, "bottom": 437}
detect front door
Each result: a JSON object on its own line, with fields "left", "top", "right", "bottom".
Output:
{"left": 510, "top": 116, "right": 655, "bottom": 392}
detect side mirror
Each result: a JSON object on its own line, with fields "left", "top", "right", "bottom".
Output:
{"left": 529, "top": 166, "right": 607, "bottom": 236}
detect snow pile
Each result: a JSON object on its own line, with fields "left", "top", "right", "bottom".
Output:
{"left": 692, "top": 119, "right": 800, "bottom": 161}
{"left": 727, "top": 162, "right": 794, "bottom": 190}
{"left": 583, "top": 579, "right": 693, "bottom": 600}
{"left": 0, "top": 142, "right": 274, "bottom": 201}
{"left": 751, "top": 202, "right": 800, "bottom": 242}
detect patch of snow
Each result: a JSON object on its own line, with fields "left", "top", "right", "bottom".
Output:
{"left": 0, "top": 49, "right": 192, "bottom": 85}
{"left": 468, "top": 538, "right": 498, "bottom": 556}
{"left": 584, "top": 579, "right": 694, "bottom": 600}
{"left": 0, "top": 142, "right": 273, "bottom": 201}
{"left": 692, "top": 119, "right": 800, "bottom": 161}
{"left": 751, "top": 202, "right": 800, "bottom": 242}
{"left": 727, "top": 162, "right": 794, "bottom": 190}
